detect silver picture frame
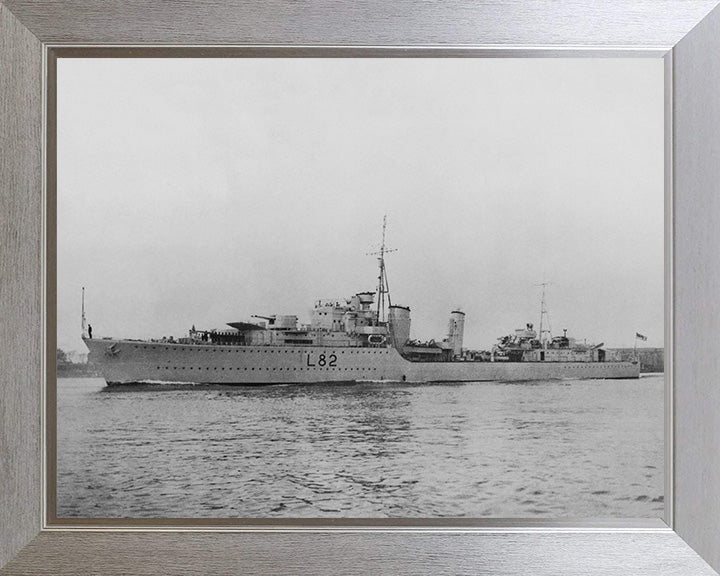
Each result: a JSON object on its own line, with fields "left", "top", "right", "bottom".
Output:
{"left": 2, "top": 1, "right": 720, "bottom": 574}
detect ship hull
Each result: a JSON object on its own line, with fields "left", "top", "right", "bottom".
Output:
{"left": 84, "top": 338, "right": 640, "bottom": 385}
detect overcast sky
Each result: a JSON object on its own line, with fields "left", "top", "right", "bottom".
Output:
{"left": 57, "top": 58, "right": 664, "bottom": 353}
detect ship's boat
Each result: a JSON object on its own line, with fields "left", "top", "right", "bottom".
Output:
{"left": 82, "top": 220, "right": 640, "bottom": 385}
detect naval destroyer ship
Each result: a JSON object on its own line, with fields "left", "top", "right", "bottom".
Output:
{"left": 83, "top": 219, "right": 639, "bottom": 385}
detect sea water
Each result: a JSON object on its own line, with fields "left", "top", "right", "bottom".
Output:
{"left": 57, "top": 375, "right": 663, "bottom": 518}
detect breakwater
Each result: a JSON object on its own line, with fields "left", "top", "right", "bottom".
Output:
{"left": 607, "top": 348, "right": 664, "bottom": 373}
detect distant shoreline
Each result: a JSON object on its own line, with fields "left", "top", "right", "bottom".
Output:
{"left": 57, "top": 364, "right": 99, "bottom": 378}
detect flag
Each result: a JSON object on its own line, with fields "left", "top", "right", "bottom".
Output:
{"left": 636, "top": 332, "right": 648, "bottom": 341}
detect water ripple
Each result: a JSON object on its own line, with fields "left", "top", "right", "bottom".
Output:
{"left": 58, "top": 376, "right": 664, "bottom": 518}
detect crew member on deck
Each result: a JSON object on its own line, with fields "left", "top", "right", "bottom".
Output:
{"left": 88, "top": 324, "right": 92, "bottom": 339}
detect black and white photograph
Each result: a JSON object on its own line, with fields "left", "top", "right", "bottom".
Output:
{"left": 56, "top": 57, "right": 664, "bottom": 519}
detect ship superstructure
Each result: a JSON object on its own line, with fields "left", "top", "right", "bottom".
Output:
{"left": 83, "top": 219, "right": 639, "bottom": 385}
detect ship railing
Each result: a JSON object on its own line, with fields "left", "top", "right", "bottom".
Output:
{"left": 315, "top": 299, "right": 346, "bottom": 308}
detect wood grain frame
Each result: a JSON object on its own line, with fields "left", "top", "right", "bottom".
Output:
{"left": 2, "top": 2, "right": 720, "bottom": 574}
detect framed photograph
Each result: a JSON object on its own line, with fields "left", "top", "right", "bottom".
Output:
{"left": 2, "top": 2, "right": 720, "bottom": 575}
{"left": 52, "top": 54, "right": 666, "bottom": 525}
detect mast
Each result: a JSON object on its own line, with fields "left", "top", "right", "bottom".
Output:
{"left": 536, "top": 281, "right": 551, "bottom": 347}
{"left": 81, "top": 286, "right": 87, "bottom": 337}
{"left": 367, "top": 215, "right": 396, "bottom": 323}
